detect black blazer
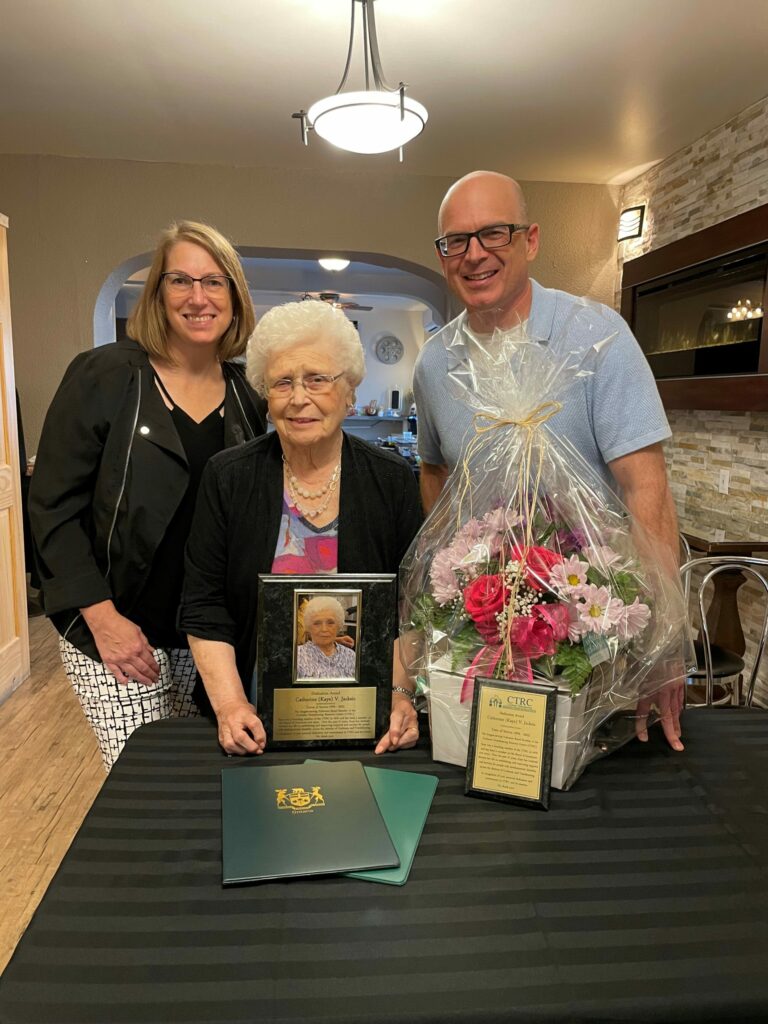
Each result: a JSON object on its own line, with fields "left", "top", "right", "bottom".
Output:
{"left": 180, "top": 430, "right": 423, "bottom": 682}
{"left": 29, "top": 338, "right": 266, "bottom": 658}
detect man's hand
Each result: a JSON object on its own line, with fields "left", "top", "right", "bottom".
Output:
{"left": 375, "top": 692, "right": 419, "bottom": 754}
{"left": 635, "top": 660, "right": 685, "bottom": 751}
{"left": 82, "top": 600, "right": 159, "bottom": 686}
{"left": 215, "top": 699, "right": 267, "bottom": 756}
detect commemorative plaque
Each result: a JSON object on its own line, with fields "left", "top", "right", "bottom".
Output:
{"left": 465, "top": 678, "right": 557, "bottom": 809}
{"left": 254, "top": 574, "right": 396, "bottom": 750}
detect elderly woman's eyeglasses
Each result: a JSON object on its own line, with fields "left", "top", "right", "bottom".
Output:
{"left": 161, "top": 272, "right": 232, "bottom": 295}
{"left": 434, "top": 223, "right": 530, "bottom": 258}
{"left": 268, "top": 372, "right": 344, "bottom": 396}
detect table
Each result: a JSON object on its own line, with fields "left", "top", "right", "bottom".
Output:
{"left": 2, "top": 713, "right": 768, "bottom": 1024}
{"left": 682, "top": 529, "right": 768, "bottom": 657}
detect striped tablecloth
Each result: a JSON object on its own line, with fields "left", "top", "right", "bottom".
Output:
{"left": 2, "top": 710, "right": 768, "bottom": 1024}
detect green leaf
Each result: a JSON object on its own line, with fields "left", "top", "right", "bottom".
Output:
{"left": 449, "top": 620, "right": 484, "bottom": 672}
{"left": 554, "top": 642, "right": 593, "bottom": 695}
{"left": 586, "top": 566, "right": 608, "bottom": 588}
{"left": 612, "top": 570, "right": 640, "bottom": 605}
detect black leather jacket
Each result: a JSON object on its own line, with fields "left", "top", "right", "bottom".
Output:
{"left": 29, "top": 337, "right": 266, "bottom": 659}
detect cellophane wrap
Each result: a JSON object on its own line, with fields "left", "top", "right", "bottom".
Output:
{"left": 400, "top": 304, "right": 691, "bottom": 790}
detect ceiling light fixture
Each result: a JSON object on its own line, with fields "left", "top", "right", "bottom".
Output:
{"left": 318, "top": 258, "right": 351, "bottom": 271}
{"left": 617, "top": 205, "right": 646, "bottom": 241}
{"left": 292, "top": 0, "right": 428, "bottom": 160}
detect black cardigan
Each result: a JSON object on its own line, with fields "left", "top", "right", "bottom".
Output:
{"left": 180, "top": 430, "right": 423, "bottom": 682}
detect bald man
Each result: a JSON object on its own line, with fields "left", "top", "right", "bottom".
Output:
{"left": 413, "top": 170, "right": 684, "bottom": 751}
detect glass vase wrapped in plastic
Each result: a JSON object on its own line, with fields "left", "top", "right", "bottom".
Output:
{"left": 400, "top": 303, "right": 691, "bottom": 790}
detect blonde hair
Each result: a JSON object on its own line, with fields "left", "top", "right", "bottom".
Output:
{"left": 302, "top": 595, "right": 346, "bottom": 638}
{"left": 246, "top": 300, "right": 365, "bottom": 397}
{"left": 126, "top": 220, "right": 255, "bottom": 361}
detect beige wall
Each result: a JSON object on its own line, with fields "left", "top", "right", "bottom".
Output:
{"left": 0, "top": 153, "right": 619, "bottom": 447}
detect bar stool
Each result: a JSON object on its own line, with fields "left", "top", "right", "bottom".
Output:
{"left": 680, "top": 555, "right": 768, "bottom": 707}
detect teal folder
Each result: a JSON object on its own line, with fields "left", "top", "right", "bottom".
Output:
{"left": 307, "top": 761, "right": 438, "bottom": 885}
{"left": 221, "top": 760, "right": 399, "bottom": 885}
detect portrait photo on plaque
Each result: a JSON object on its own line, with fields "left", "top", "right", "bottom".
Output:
{"left": 255, "top": 573, "right": 396, "bottom": 750}
{"left": 293, "top": 590, "right": 360, "bottom": 683}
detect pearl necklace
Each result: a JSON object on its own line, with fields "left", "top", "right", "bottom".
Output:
{"left": 283, "top": 456, "right": 341, "bottom": 520}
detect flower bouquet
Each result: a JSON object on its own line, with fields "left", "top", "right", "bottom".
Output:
{"left": 400, "top": 307, "right": 687, "bottom": 789}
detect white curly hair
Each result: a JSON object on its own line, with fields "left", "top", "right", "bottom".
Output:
{"left": 246, "top": 300, "right": 365, "bottom": 397}
{"left": 302, "top": 595, "right": 346, "bottom": 637}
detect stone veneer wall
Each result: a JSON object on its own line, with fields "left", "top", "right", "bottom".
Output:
{"left": 618, "top": 95, "right": 768, "bottom": 704}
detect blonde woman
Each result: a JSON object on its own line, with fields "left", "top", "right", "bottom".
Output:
{"left": 30, "top": 221, "right": 266, "bottom": 769}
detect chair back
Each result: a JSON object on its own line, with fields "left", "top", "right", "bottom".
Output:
{"left": 679, "top": 555, "right": 768, "bottom": 707}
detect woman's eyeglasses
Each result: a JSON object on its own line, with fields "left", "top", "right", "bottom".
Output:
{"left": 268, "top": 372, "right": 344, "bottom": 396}
{"left": 161, "top": 273, "right": 232, "bottom": 295}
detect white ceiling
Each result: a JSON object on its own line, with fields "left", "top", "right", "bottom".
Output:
{"left": 2, "top": 0, "right": 767, "bottom": 184}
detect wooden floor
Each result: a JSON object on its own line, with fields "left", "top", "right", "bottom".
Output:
{"left": 0, "top": 613, "right": 105, "bottom": 974}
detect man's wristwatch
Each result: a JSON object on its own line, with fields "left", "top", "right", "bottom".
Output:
{"left": 391, "top": 686, "right": 416, "bottom": 703}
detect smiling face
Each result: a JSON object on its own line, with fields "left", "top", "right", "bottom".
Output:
{"left": 307, "top": 613, "right": 339, "bottom": 651}
{"left": 266, "top": 339, "right": 353, "bottom": 455}
{"left": 437, "top": 173, "right": 539, "bottom": 329}
{"left": 162, "top": 240, "right": 233, "bottom": 355}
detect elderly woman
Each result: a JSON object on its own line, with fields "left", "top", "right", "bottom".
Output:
{"left": 29, "top": 221, "right": 266, "bottom": 769}
{"left": 297, "top": 595, "right": 356, "bottom": 680}
{"left": 180, "top": 299, "right": 422, "bottom": 755}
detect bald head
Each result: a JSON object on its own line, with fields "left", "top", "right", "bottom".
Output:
{"left": 435, "top": 170, "right": 539, "bottom": 327}
{"left": 438, "top": 171, "right": 528, "bottom": 234}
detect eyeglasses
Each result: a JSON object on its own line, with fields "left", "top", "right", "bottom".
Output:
{"left": 160, "top": 272, "right": 232, "bottom": 295}
{"left": 434, "top": 223, "right": 530, "bottom": 258}
{"left": 268, "top": 372, "right": 344, "bottom": 396}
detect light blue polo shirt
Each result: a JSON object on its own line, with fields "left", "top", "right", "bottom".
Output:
{"left": 412, "top": 279, "right": 670, "bottom": 496}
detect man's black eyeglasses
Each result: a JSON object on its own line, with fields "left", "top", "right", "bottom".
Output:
{"left": 435, "top": 223, "right": 530, "bottom": 258}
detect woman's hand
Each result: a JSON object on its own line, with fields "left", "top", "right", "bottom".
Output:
{"left": 375, "top": 692, "right": 419, "bottom": 754}
{"left": 82, "top": 600, "right": 159, "bottom": 686}
{"left": 216, "top": 699, "right": 267, "bottom": 756}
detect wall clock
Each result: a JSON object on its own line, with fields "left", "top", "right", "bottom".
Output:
{"left": 374, "top": 334, "right": 404, "bottom": 365}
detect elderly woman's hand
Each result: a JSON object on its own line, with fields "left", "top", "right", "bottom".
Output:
{"left": 216, "top": 699, "right": 267, "bottom": 756}
{"left": 374, "top": 691, "right": 419, "bottom": 754}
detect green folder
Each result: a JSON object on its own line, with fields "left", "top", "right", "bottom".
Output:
{"left": 306, "top": 760, "right": 438, "bottom": 885}
{"left": 221, "top": 760, "right": 399, "bottom": 885}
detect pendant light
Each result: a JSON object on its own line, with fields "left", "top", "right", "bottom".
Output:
{"left": 292, "top": 0, "right": 428, "bottom": 160}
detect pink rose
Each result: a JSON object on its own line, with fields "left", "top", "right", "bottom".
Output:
{"left": 463, "top": 574, "right": 507, "bottom": 644}
{"left": 509, "top": 615, "right": 558, "bottom": 658}
{"left": 509, "top": 603, "right": 569, "bottom": 658}
{"left": 510, "top": 544, "right": 563, "bottom": 591}
{"left": 533, "top": 602, "right": 570, "bottom": 642}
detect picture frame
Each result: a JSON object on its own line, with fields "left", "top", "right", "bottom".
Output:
{"left": 255, "top": 573, "right": 397, "bottom": 750}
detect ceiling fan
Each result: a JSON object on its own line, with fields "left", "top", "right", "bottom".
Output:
{"left": 300, "top": 291, "right": 373, "bottom": 312}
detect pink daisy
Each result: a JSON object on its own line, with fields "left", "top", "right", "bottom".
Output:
{"left": 576, "top": 585, "right": 624, "bottom": 635}
{"left": 616, "top": 597, "right": 652, "bottom": 640}
{"left": 549, "top": 555, "right": 589, "bottom": 594}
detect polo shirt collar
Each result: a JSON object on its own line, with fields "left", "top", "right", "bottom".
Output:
{"left": 527, "top": 278, "right": 556, "bottom": 344}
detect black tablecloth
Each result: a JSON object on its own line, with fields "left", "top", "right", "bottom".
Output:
{"left": 2, "top": 711, "right": 768, "bottom": 1024}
